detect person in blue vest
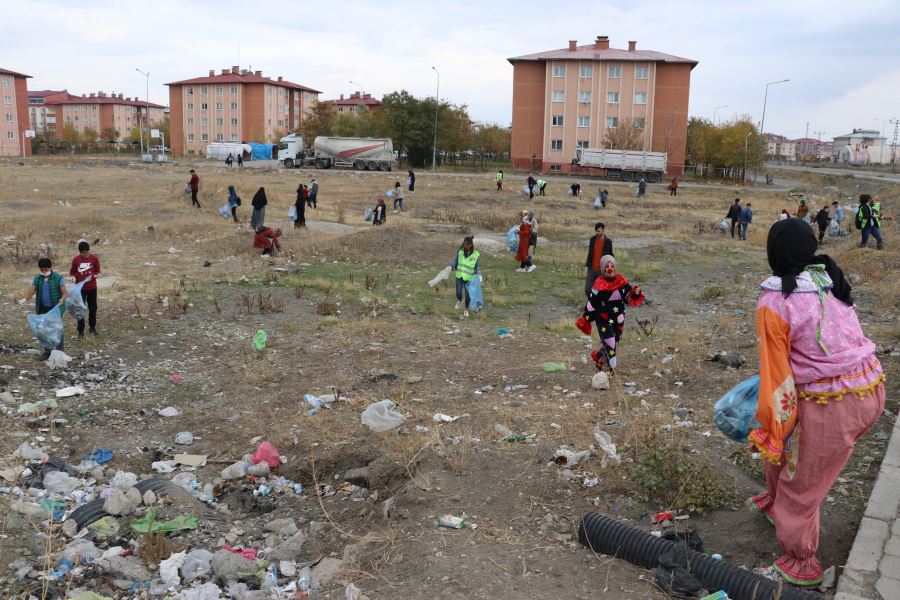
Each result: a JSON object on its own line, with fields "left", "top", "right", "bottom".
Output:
{"left": 738, "top": 202, "right": 753, "bottom": 241}
{"left": 449, "top": 236, "right": 480, "bottom": 318}
{"left": 22, "top": 258, "right": 69, "bottom": 359}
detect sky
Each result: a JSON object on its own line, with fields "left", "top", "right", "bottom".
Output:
{"left": 5, "top": 0, "right": 900, "bottom": 141}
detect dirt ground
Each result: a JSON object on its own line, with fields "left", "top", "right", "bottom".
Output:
{"left": 0, "top": 157, "right": 897, "bottom": 599}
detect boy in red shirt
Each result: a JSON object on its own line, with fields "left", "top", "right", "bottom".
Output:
{"left": 70, "top": 241, "right": 101, "bottom": 338}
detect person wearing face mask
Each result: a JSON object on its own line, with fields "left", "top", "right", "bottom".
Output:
{"left": 22, "top": 258, "right": 69, "bottom": 358}
{"left": 575, "top": 255, "right": 645, "bottom": 373}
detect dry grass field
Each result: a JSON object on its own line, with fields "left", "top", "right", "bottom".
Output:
{"left": 0, "top": 156, "right": 897, "bottom": 599}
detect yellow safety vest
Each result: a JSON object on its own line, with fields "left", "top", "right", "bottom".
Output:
{"left": 456, "top": 250, "right": 480, "bottom": 282}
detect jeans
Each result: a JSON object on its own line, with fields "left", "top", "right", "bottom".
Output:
{"left": 393, "top": 197, "right": 404, "bottom": 211}
{"left": 455, "top": 277, "right": 470, "bottom": 308}
{"left": 739, "top": 222, "right": 749, "bottom": 240}
{"left": 307, "top": 193, "right": 317, "bottom": 208}
{"left": 77, "top": 288, "right": 98, "bottom": 333}
{"left": 528, "top": 185, "right": 534, "bottom": 199}
{"left": 861, "top": 224, "right": 883, "bottom": 246}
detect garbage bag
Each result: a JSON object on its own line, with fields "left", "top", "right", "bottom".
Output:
{"left": 361, "top": 400, "right": 405, "bottom": 432}
{"left": 288, "top": 205, "right": 298, "bottom": 221}
{"left": 713, "top": 375, "right": 760, "bottom": 443}
{"left": 827, "top": 219, "right": 841, "bottom": 237}
{"left": 506, "top": 226, "right": 520, "bottom": 253}
{"left": 219, "top": 203, "right": 232, "bottom": 219}
{"left": 184, "top": 183, "right": 191, "bottom": 195}
{"left": 386, "top": 190, "right": 394, "bottom": 199}
{"left": 719, "top": 219, "right": 729, "bottom": 231}
{"left": 655, "top": 533, "right": 707, "bottom": 598}
{"left": 364, "top": 207, "right": 373, "bottom": 221}
{"left": 66, "top": 279, "right": 88, "bottom": 320}
{"left": 27, "top": 306, "right": 64, "bottom": 349}
{"left": 467, "top": 275, "right": 484, "bottom": 312}
{"left": 252, "top": 330, "right": 268, "bottom": 351}
{"left": 427, "top": 266, "right": 452, "bottom": 288}
{"left": 593, "top": 197, "right": 602, "bottom": 209}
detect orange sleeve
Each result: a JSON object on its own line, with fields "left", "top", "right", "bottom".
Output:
{"left": 748, "top": 305, "right": 797, "bottom": 464}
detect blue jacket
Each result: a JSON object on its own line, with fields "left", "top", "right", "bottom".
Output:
{"left": 739, "top": 207, "right": 753, "bottom": 223}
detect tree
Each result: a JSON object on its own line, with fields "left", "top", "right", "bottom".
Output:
{"left": 82, "top": 127, "right": 99, "bottom": 145}
{"left": 60, "top": 123, "right": 81, "bottom": 148}
{"left": 299, "top": 101, "right": 337, "bottom": 143}
{"left": 100, "top": 126, "right": 120, "bottom": 142}
{"left": 151, "top": 116, "right": 170, "bottom": 145}
{"left": 685, "top": 115, "right": 762, "bottom": 180}
{"left": 604, "top": 118, "right": 645, "bottom": 150}
{"left": 473, "top": 124, "right": 511, "bottom": 168}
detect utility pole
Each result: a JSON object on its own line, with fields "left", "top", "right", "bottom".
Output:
{"left": 813, "top": 130, "right": 826, "bottom": 162}
{"left": 431, "top": 66, "right": 439, "bottom": 173}
{"left": 754, "top": 78, "right": 789, "bottom": 185}
{"left": 891, "top": 119, "right": 899, "bottom": 172}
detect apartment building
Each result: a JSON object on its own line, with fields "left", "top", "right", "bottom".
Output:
{"left": 1, "top": 67, "right": 32, "bottom": 157}
{"left": 793, "top": 138, "right": 833, "bottom": 162}
{"left": 27, "top": 90, "right": 67, "bottom": 134}
{"left": 508, "top": 36, "right": 697, "bottom": 174}
{"left": 43, "top": 92, "right": 165, "bottom": 141}
{"left": 833, "top": 129, "right": 888, "bottom": 165}
{"left": 327, "top": 92, "right": 381, "bottom": 114}
{"left": 166, "top": 67, "right": 320, "bottom": 155}
{"left": 766, "top": 134, "right": 797, "bottom": 161}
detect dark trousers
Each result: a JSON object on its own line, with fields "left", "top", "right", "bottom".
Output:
{"left": 191, "top": 189, "right": 200, "bottom": 207}
{"left": 77, "top": 288, "right": 98, "bottom": 333}
{"left": 231, "top": 206, "right": 238, "bottom": 223}
{"left": 497, "top": 181, "right": 502, "bottom": 190}
{"left": 669, "top": 188, "right": 677, "bottom": 196}
{"left": 307, "top": 193, "right": 317, "bottom": 208}
{"left": 528, "top": 185, "right": 534, "bottom": 199}
{"left": 455, "top": 278, "right": 470, "bottom": 308}
{"left": 539, "top": 185, "right": 546, "bottom": 196}
{"left": 730, "top": 218, "right": 738, "bottom": 238}
{"left": 818, "top": 226, "right": 827, "bottom": 243}
{"left": 585, "top": 269, "right": 602, "bottom": 297}
{"left": 294, "top": 202, "right": 306, "bottom": 228}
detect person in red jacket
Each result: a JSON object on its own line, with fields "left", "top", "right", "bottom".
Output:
{"left": 188, "top": 169, "right": 200, "bottom": 208}
{"left": 253, "top": 226, "right": 282, "bottom": 256}
{"left": 515, "top": 211, "right": 533, "bottom": 272}
{"left": 69, "top": 241, "right": 101, "bottom": 338}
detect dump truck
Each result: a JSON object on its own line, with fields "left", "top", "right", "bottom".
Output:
{"left": 573, "top": 148, "right": 667, "bottom": 182}
{"left": 278, "top": 134, "right": 396, "bottom": 170}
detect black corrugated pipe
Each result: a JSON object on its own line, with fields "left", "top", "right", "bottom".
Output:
{"left": 577, "top": 512, "right": 823, "bottom": 600}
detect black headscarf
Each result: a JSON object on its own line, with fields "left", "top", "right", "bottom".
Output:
{"left": 251, "top": 187, "right": 267, "bottom": 209}
{"left": 766, "top": 218, "right": 853, "bottom": 305}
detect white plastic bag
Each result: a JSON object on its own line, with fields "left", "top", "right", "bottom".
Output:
{"left": 428, "top": 266, "right": 452, "bottom": 288}
{"left": 288, "top": 205, "right": 298, "bottom": 221}
{"left": 184, "top": 183, "right": 191, "bottom": 195}
{"left": 46, "top": 350, "right": 73, "bottom": 370}
{"left": 219, "top": 204, "right": 232, "bottom": 219}
{"left": 66, "top": 279, "right": 88, "bottom": 320}
{"left": 719, "top": 219, "right": 729, "bottom": 231}
{"left": 361, "top": 400, "right": 405, "bottom": 432}
{"left": 27, "top": 306, "right": 64, "bottom": 349}
{"left": 593, "top": 197, "right": 602, "bottom": 209}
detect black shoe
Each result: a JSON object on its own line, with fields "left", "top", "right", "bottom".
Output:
{"left": 89, "top": 329, "right": 98, "bottom": 336}
{"left": 77, "top": 331, "right": 84, "bottom": 340}
{"left": 41, "top": 350, "right": 51, "bottom": 361}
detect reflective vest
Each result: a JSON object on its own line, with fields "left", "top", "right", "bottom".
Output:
{"left": 496, "top": 172, "right": 503, "bottom": 181}
{"left": 872, "top": 202, "right": 881, "bottom": 220}
{"left": 537, "top": 179, "right": 546, "bottom": 187}
{"left": 455, "top": 250, "right": 479, "bottom": 282}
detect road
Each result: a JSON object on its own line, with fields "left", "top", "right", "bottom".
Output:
{"left": 769, "top": 162, "right": 900, "bottom": 185}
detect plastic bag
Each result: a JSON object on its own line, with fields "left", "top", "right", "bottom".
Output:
{"left": 364, "top": 207, "right": 373, "bottom": 221}
{"left": 361, "top": 400, "right": 405, "bottom": 432}
{"left": 467, "top": 275, "right": 484, "bottom": 312}
{"left": 27, "top": 306, "right": 64, "bottom": 349}
{"left": 406, "top": 177, "right": 412, "bottom": 189}
{"left": 593, "top": 197, "right": 602, "bottom": 209}
{"left": 219, "top": 204, "right": 232, "bottom": 219}
{"left": 428, "top": 266, "right": 452, "bottom": 288}
{"left": 288, "top": 205, "right": 298, "bottom": 221}
{"left": 713, "top": 375, "right": 760, "bottom": 443}
{"left": 386, "top": 190, "right": 394, "bottom": 199}
{"left": 506, "top": 226, "right": 520, "bottom": 253}
{"left": 252, "top": 330, "right": 268, "bottom": 351}
{"left": 184, "top": 183, "right": 191, "bottom": 195}
{"left": 251, "top": 441, "right": 281, "bottom": 468}
{"left": 719, "top": 219, "right": 729, "bottom": 231}
{"left": 66, "top": 279, "right": 88, "bottom": 320}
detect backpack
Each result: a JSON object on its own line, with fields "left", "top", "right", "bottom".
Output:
{"left": 235, "top": 195, "right": 241, "bottom": 206}
{"left": 855, "top": 207, "right": 865, "bottom": 230}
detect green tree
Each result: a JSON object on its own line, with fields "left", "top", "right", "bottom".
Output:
{"left": 685, "top": 115, "right": 762, "bottom": 180}
{"left": 82, "top": 127, "right": 99, "bottom": 145}
{"left": 603, "top": 118, "right": 645, "bottom": 150}
{"left": 473, "top": 124, "right": 510, "bottom": 168}
{"left": 151, "top": 116, "right": 170, "bottom": 145}
{"left": 299, "top": 101, "right": 337, "bottom": 143}
{"left": 60, "top": 122, "right": 81, "bottom": 148}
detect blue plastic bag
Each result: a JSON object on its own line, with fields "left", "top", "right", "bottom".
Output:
{"left": 506, "top": 226, "right": 520, "bottom": 253}
{"left": 27, "top": 305, "right": 64, "bottom": 350}
{"left": 467, "top": 275, "right": 484, "bottom": 313}
{"left": 219, "top": 204, "right": 232, "bottom": 219}
{"left": 288, "top": 205, "right": 298, "bottom": 221}
{"left": 713, "top": 375, "right": 760, "bottom": 443}
{"left": 364, "top": 207, "right": 373, "bottom": 221}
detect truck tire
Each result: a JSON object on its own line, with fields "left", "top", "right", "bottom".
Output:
{"left": 378, "top": 161, "right": 390, "bottom": 171}
{"left": 646, "top": 171, "right": 661, "bottom": 183}
{"left": 366, "top": 160, "right": 377, "bottom": 171}
{"left": 315, "top": 158, "right": 327, "bottom": 169}
{"left": 353, "top": 159, "right": 366, "bottom": 170}
{"left": 621, "top": 171, "right": 634, "bottom": 182}
{"left": 283, "top": 158, "right": 294, "bottom": 169}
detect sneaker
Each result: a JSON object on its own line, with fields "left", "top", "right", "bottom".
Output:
{"left": 89, "top": 329, "right": 98, "bottom": 336}
{"left": 463, "top": 310, "right": 469, "bottom": 318}
{"left": 455, "top": 301, "right": 462, "bottom": 310}
{"left": 77, "top": 331, "right": 84, "bottom": 340}
{"left": 515, "top": 267, "right": 526, "bottom": 272}
{"left": 527, "top": 265, "right": 537, "bottom": 272}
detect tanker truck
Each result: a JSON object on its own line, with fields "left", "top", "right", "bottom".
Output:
{"left": 278, "top": 134, "right": 396, "bottom": 171}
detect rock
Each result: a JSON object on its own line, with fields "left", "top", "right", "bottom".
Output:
{"left": 711, "top": 352, "right": 745, "bottom": 368}
{"left": 264, "top": 518, "right": 297, "bottom": 537}
{"left": 311, "top": 557, "right": 343, "bottom": 587}
{"left": 211, "top": 550, "right": 258, "bottom": 585}
{"left": 591, "top": 371, "right": 610, "bottom": 390}
{"left": 125, "top": 486, "right": 143, "bottom": 506}
{"left": 104, "top": 490, "right": 138, "bottom": 516}
{"left": 268, "top": 531, "right": 307, "bottom": 562}
{"left": 180, "top": 548, "right": 214, "bottom": 583}
{"left": 247, "top": 461, "right": 270, "bottom": 477}
{"left": 143, "top": 490, "right": 157, "bottom": 506}
{"left": 279, "top": 560, "right": 297, "bottom": 577}
{"left": 342, "top": 542, "right": 368, "bottom": 572}
{"left": 95, "top": 555, "right": 153, "bottom": 583}
{"left": 343, "top": 466, "right": 370, "bottom": 485}
{"left": 61, "top": 518, "right": 78, "bottom": 537}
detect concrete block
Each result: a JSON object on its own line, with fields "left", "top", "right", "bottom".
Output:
{"left": 876, "top": 575, "right": 900, "bottom": 600}
{"left": 836, "top": 568, "right": 876, "bottom": 597}
{"left": 865, "top": 469, "right": 900, "bottom": 520}
{"left": 881, "top": 420, "right": 900, "bottom": 468}
{"left": 845, "top": 517, "right": 890, "bottom": 573}
{"left": 880, "top": 554, "right": 900, "bottom": 575}
{"left": 885, "top": 534, "right": 900, "bottom": 558}
{"left": 833, "top": 592, "right": 871, "bottom": 600}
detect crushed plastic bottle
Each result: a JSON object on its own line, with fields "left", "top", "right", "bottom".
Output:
{"left": 252, "top": 329, "right": 268, "bottom": 351}
{"left": 298, "top": 565, "right": 312, "bottom": 595}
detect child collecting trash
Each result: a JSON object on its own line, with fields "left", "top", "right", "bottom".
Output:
{"left": 576, "top": 255, "right": 645, "bottom": 373}
{"left": 449, "top": 236, "right": 481, "bottom": 318}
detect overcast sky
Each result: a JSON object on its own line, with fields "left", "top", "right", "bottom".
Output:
{"left": 6, "top": 0, "right": 899, "bottom": 141}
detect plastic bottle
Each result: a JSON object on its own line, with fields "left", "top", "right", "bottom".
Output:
{"left": 304, "top": 394, "right": 325, "bottom": 416}
{"left": 261, "top": 564, "right": 278, "bottom": 591}
{"left": 298, "top": 565, "right": 311, "bottom": 595}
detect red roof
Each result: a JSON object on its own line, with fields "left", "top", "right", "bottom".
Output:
{"left": 0, "top": 67, "right": 31, "bottom": 78}
{"left": 45, "top": 93, "right": 165, "bottom": 109}
{"left": 165, "top": 72, "right": 321, "bottom": 93}
{"left": 508, "top": 44, "right": 697, "bottom": 66}
{"left": 28, "top": 90, "right": 66, "bottom": 98}
{"left": 328, "top": 96, "right": 381, "bottom": 107}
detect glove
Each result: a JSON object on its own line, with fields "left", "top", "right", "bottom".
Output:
{"left": 632, "top": 286, "right": 642, "bottom": 298}
{"left": 575, "top": 316, "right": 592, "bottom": 335}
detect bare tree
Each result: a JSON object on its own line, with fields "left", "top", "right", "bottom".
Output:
{"left": 604, "top": 118, "right": 645, "bottom": 150}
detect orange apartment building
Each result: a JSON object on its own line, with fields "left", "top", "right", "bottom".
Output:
{"left": 44, "top": 92, "right": 165, "bottom": 142}
{"left": 1, "top": 67, "right": 32, "bottom": 157}
{"left": 28, "top": 90, "right": 67, "bottom": 135}
{"left": 166, "top": 67, "right": 320, "bottom": 155}
{"left": 508, "top": 36, "right": 697, "bottom": 174}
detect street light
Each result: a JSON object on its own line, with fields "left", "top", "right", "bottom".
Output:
{"left": 753, "top": 79, "right": 789, "bottom": 184}
{"left": 874, "top": 118, "right": 889, "bottom": 164}
{"left": 431, "top": 66, "right": 439, "bottom": 172}
{"left": 135, "top": 68, "right": 150, "bottom": 160}
{"left": 713, "top": 105, "right": 728, "bottom": 125}
{"left": 743, "top": 131, "right": 753, "bottom": 184}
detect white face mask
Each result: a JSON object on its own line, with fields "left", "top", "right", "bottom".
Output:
{"left": 40, "top": 270, "right": 51, "bottom": 277}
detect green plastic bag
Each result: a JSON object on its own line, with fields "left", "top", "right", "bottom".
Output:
{"left": 131, "top": 508, "right": 198, "bottom": 533}
{"left": 71, "top": 593, "right": 114, "bottom": 600}
{"left": 88, "top": 516, "right": 120, "bottom": 538}
{"left": 252, "top": 329, "right": 268, "bottom": 351}
{"left": 542, "top": 362, "right": 567, "bottom": 372}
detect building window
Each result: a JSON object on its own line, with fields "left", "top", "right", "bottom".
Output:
{"left": 216, "top": 102, "right": 223, "bottom": 110}
{"left": 186, "top": 103, "right": 193, "bottom": 110}
{"left": 201, "top": 103, "right": 208, "bottom": 110}
{"left": 578, "top": 116, "right": 590, "bottom": 127}
{"left": 3, "top": 96, "right": 10, "bottom": 105}
{"left": 5, "top": 113, "right": 12, "bottom": 123}
{"left": 551, "top": 90, "right": 565, "bottom": 102}
{"left": 634, "top": 92, "right": 647, "bottom": 104}
{"left": 230, "top": 85, "right": 238, "bottom": 94}
{"left": 2, "top": 77, "right": 9, "bottom": 87}
{"left": 201, "top": 118, "right": 208, "bottom": 126}
{"left": 231, "top": 133, "right": 238, "bottom": 141}
{"left": 579, "top": 66, "right": 592, "bottom": 78}
{"left": 216, "top": 133, "right": 224, "bottom": 141}
{"left": 634, "top": 117, "right": 646, "bottom": 129}
{"left": 187, "top": 118, "right": 194, "bottom": 126}
{"left": 7, "top": 131, "right": 13, "bottom": 140}
{"left": 552, "top": 65, "right": 566, "bottom": 78}
{"left": 608, "top": 66, "right": 621, "bottom": 78}
{"left": 338, "top": 107, "right": 344, "bottom": 112}
{"left": 187, "top": 133, "right": 194, "bottom": 141}
{"left": 635, "top": 66, "right": 649, "bottom": 79}
{"left": 201, "top": 133, "right": 208, "bottom": 141}
{"left": 215, "top": 85, "right": 223, "bottom": 95}
{"left": 578, "top": 91, "right": 592, "bottom": 103}
{"left": 606, "top": 116, "right": 618, "bottom": 128}
{"left": 201, "top": 85, "right": 208, "bottom": 95}
{"left": 607, "top": 92, "right": 619, "bottom": 104}
{"left": 576, "top": 140, "right": 589, "bottom": 149}
{"left": 186, "top": 86, "right": 193, "bottom": 95}
{"left": 549, "top": 164, "right": 562, "bottom": 171}
{"left": 230, "top": 102, "right": 238, "bottom": 110}
{"left": 216, "top": 118, "right": 224, "bottom": 125}
{"left": 550, "top": 139, "right": 563, "bottom": 151}
{"left": 551, "top": 115, "right": 564, "bottom": 126}
{"left": 231, "top": 118, "right": 238, "bottom": 126}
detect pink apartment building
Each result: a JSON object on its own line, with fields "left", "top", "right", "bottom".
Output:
{"left": 327, "top": 92, "right": 381, "bottom": 114}
{"left": 1, "top": 67, "right": 32, "bottom": 157}
{"left": 27, "top": 90, "right": 67, "bottom": 135}
{"left": 44, "top": 92, "right": 165, "bottom": 141}
{"left": 166, "top": 67, "right": 320, "bottom": 155}
{"left": 508, "top": 36, "right": 697, "bottom": 174}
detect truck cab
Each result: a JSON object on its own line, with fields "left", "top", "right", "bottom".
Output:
{"left": 278, "top": 134, "right": 307, "bottom": 168}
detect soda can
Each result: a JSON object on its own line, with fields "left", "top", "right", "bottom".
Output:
{"left": 438, "top": 514, "right": 465, "bottom": 529}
